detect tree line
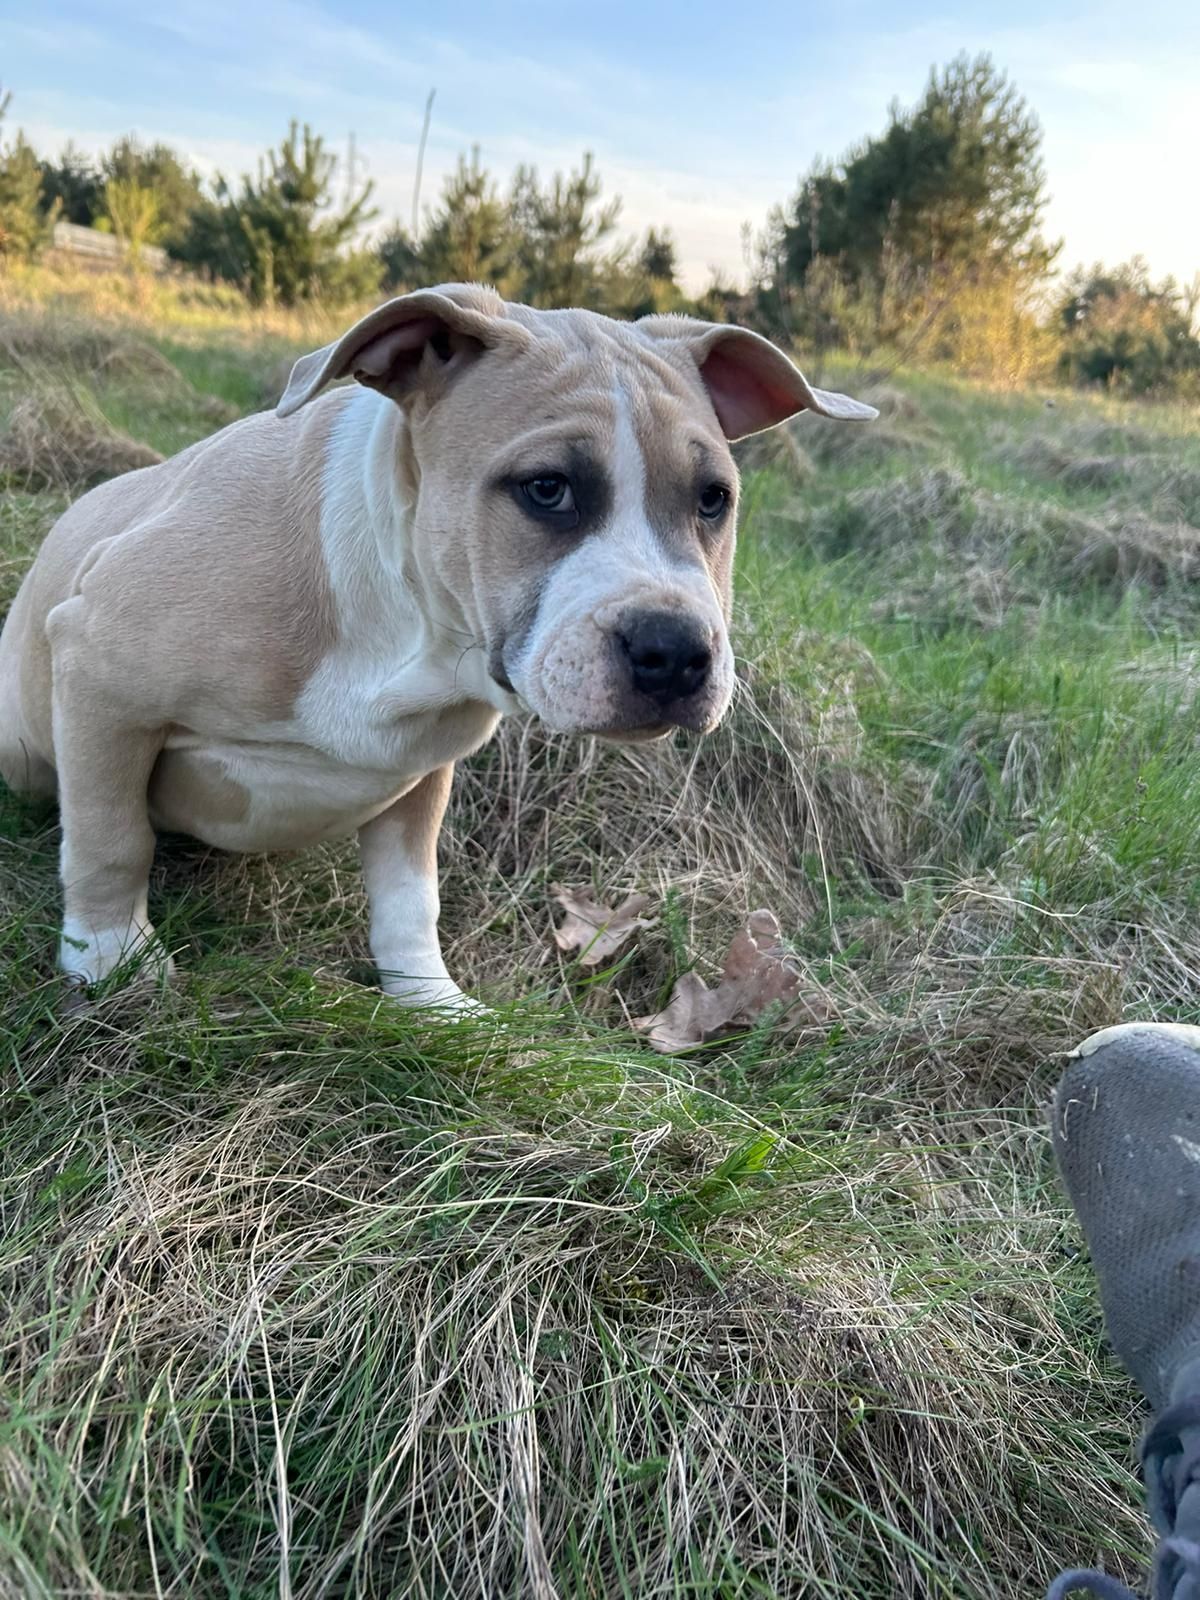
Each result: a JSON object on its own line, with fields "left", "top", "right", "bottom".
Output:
{"left": 1, "top": 59, "right": 1197, "bottom": 393}
{"left": 0, "top": 99, "right": 706, "bottom": 322}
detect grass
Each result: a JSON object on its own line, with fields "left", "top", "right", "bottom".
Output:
{"left": 3, "top": 263, "right": 1200, "bottom": 1596}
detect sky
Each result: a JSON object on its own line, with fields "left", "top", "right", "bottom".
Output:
{"left": 6, "top": 0, "right": 1200, "bottom": 293}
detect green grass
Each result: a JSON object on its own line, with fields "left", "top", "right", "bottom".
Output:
{"left": 3, "top": 293, "right": 1199, "bottom": 1596}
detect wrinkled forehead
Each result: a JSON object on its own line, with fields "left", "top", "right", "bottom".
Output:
{"left": 433, "top": 309, "right": 736, "bottom": 492}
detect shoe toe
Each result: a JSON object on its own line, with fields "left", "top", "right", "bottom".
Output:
{"left": 1054, "top": 1023, "right": 1200, "bottom": 1409}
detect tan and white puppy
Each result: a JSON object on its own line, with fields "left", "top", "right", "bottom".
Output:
{"left": 0, "top": 284, "right": 875, "bottom": 1007}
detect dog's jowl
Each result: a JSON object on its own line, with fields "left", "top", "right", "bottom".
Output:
{"left": 0, "top": 284, "right": 876, "bottom": 1006}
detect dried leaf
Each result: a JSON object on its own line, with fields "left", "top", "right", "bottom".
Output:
{"left": 551, "top": 884, "right": 656, "bottom": 968}
{"left": 635, "top": 908, "right": 829, "bottom": 1054}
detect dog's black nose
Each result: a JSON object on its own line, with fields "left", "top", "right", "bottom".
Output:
{"left": 620, "top": 614, "right": 712, "bottom": 706}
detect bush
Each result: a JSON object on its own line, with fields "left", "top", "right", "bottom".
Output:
{"left": 1057, "top": 259, "right": 1200, "bottom": 394}
{"left": 908, "top": 265, "right": 1059, "bottom": 386}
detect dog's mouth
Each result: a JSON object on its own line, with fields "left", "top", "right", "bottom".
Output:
{"left": 590, "top": 699, "right": 728, "bottom": 742}
{"left": 591, "top": 722, "right": 675, "bottom": 745}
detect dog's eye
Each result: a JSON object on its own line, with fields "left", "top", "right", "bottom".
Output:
{"left": 521, "top": 475, "right": 575, "bottom": 515}
{"left": 698, "top": 483, "right": 731, "bottom": 521}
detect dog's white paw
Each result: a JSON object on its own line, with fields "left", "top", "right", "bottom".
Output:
{"left": 378, "top": 970, "right": 490, "bottom": 1016}
{"left": 59, "top": 917, "right": 176, "bottom": 989}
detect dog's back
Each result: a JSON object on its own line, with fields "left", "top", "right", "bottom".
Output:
{"left": 0, "top": 396, "right": 346, "bottom": 797}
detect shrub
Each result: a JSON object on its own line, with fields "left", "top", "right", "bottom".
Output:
{"left": 1057, "top": 259, "right": 1200, "bottom": 394}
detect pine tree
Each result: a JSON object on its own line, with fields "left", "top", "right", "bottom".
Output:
{"left": 0, "top": 90, "right": 49, "bottom": 262}
{"left": 235, "top": 122, "right": 380, "bottom": 306}
{"left": 508, "top": 153, "right": 621, "bottom": 307}
{"left": 408, "top": 150, "right": 515, "bottom": 290}
{"left": 779, "top": 54, "right": 1056, "bottom": 290}
{"left": 104, "top": 177, "right": 162, "bottom": 266}
{"left": 104, "top": 137, "right": 203, "bottom": 252}
{"left": 639, "top": 228, "right": 679, "bottom": 286}
{"left": 39, "top": 142, "right": 104, "bottom": 226}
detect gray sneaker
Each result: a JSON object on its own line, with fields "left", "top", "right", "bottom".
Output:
{"left": 1047, "top": 1023, "right": 1200, "bottom": 1600}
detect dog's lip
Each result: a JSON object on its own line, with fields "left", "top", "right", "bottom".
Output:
{"left": 486, "top": 660, "right": 531, "bottom": 714}
{"left": 575, "top": 700, "right": 726, "bottom": 742}
{"left": 590, "top": 722, "right": 675, "bottom": 745}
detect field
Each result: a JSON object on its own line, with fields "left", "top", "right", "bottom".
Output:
{"left": 3, "top": 260, "right": 1200, "bottom": 1599}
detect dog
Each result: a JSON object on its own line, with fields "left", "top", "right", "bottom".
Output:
{"left": 0, "top": 284, "right": 875, "bottom": 1008}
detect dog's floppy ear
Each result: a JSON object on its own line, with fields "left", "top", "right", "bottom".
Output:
{"left": 276, "top": 285, "right": 523, "bottom": 419}
{"left": 638, "top": 316, "right": 878, "bottom": 440}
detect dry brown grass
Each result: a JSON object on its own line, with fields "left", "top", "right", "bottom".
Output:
{"left": 999, "top": 434, "right": 1136, "bottom": 491}
{"left": 435, "top": 637, "right": 910, "bottom": 1013}
{"left": 0, "top": 256, "right": 356, "bottom": 348}
{"left": 738, "top": 384, "right": 940, "bottom": 475}
{"left": 0, "top": 388, "right": 163, "bottom": 491}
{"left": 795, "top": 465, "right": 1200, "bottom": 629}
{"left": 0, "top": 313, "right": 240, "bottom": 422}
{"left": 0, "top": 317, "right": 185, "bottom": 383}
{"left": 0, "top": 313, "right": 246, "bottom": 496}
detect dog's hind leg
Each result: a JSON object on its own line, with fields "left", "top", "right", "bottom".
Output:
{"left": 0, "top": 605, "right": 57, "bottom": 800}
{"left": 359, "top": 763, "right": 476, "bottom": 1011}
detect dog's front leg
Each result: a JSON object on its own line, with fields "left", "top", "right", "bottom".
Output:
{"left": 359, "top": 764, "right": 473, "bottom": 1010}
{"left": 52, "top": 670, "right": 169, "bottom": 988}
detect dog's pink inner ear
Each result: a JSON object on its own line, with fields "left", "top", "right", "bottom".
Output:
{"left": 698, "top": 342, "right": 808, "bottom": 439}
{"left": 350, "top": 316, "right": 457, "bottom": 386}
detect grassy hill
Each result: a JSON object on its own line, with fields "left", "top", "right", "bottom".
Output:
{"left": 3, "top": 262, "right": 1200, "bottom": 1598}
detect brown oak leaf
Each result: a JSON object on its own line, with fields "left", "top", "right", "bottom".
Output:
{"left": 635, "top": 908, "right": 828, "bottom": 1053}
{"left": 551, "top": 885, "right": 656, "bottom": 968}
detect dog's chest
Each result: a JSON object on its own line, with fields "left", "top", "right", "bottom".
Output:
{"left": 154, "top": 684, "right": 500, "bottom": 853}
{"left": 294, "top": 649, "right": 502, "bottom": 771}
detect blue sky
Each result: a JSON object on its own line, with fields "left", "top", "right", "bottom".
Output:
{"left": 7, "top": 0, "right": 1199, "bottom": 291}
